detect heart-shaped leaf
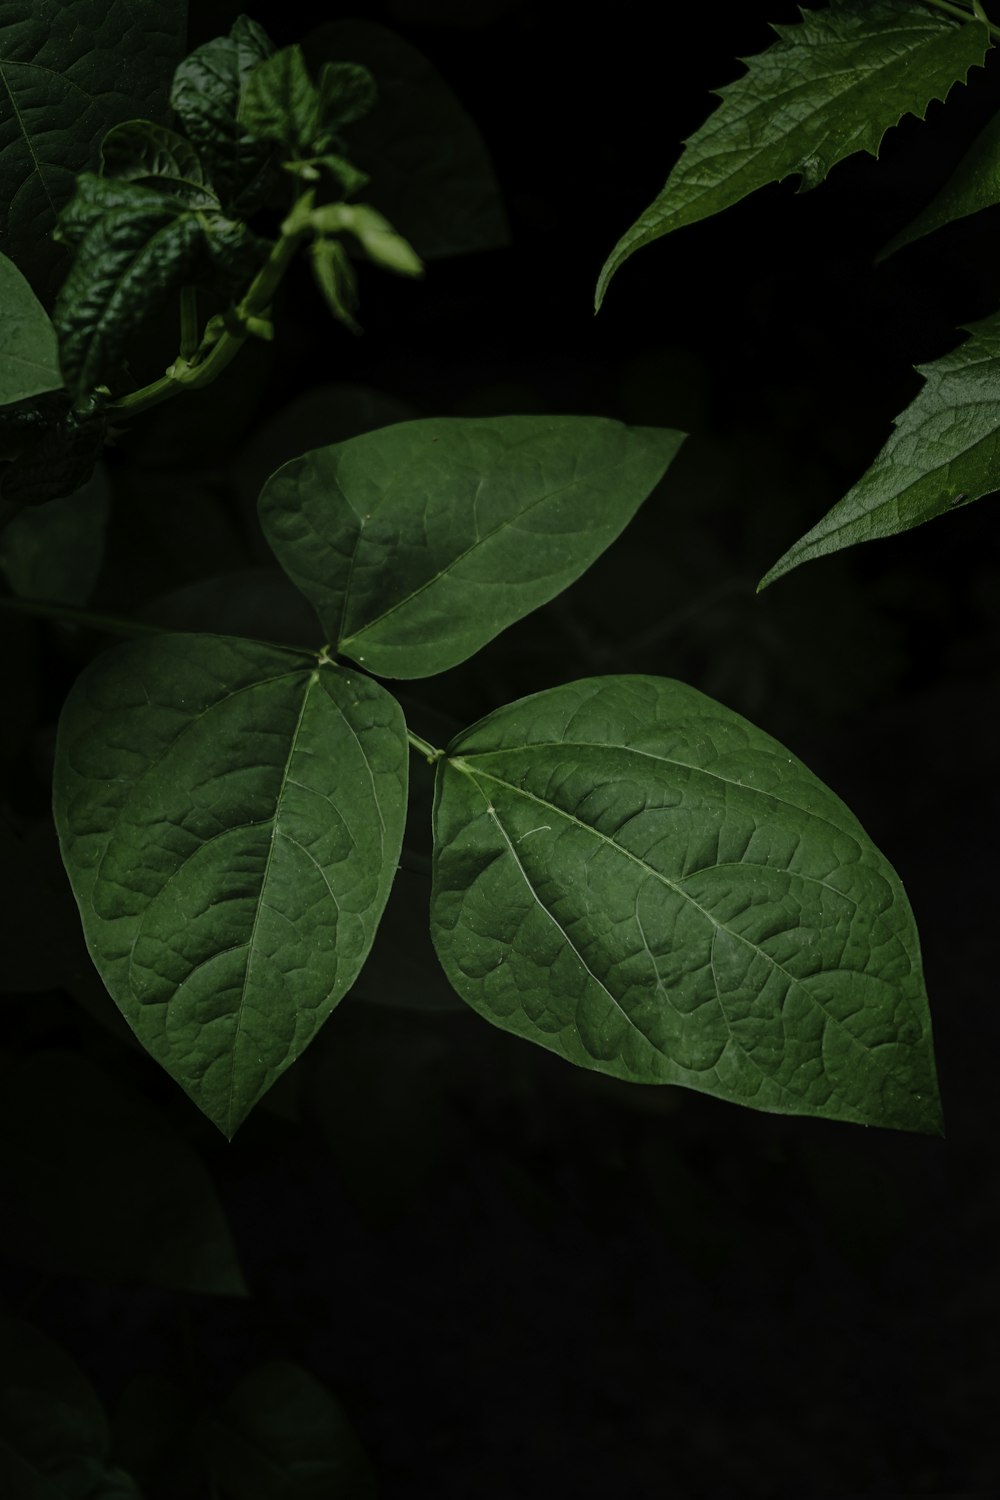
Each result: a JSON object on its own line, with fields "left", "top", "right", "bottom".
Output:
{"left": 431, "top": 674, "right": 941, "bottom": 1134}
{"left": 54, "top": 632, "right": 408, "bottom": 1136}
{"left": 258, "top": 415, "right": 684, "bottom": 679}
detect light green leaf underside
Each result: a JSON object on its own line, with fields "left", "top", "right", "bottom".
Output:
{"left": 0, "top": 251, "right": 63, "bottom": 403}
{"left": 53, "top": 632, "right": 407, "bottom": 1137}
{"left": 879, "top": 102, "right": 1000, "bottom": 260}
{"left": 596, "top": 0, "right": 989, "bottom": 307}
{"left": 760, "top": 312, "right": 1000, "bottom": 586}
{"left": 259, "top": 415, "right": 683, "bottom": 679}
{"left": 431, "top": 675, "right": 940, "bottom": 1134}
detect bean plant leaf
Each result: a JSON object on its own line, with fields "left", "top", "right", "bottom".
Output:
{"left": 0, "top": 1051, "right": 246, "bottom": 1293}
{"left": 170, "top": 14, "right": 278, "bottom": 215}
{"left": 53, "top": 632, "right": 408, "bottom": 1137}
{"left": 759, "top": 312, "right": 1000, "bottom": 587}
{"left": 237, "top": 45, "right": 323, "bottom": 154}
{"left": 0, "top": 253, "right": 63, "bottom": 405}
{"left": 0, "top": 1312, "right": 140, "bottom": 1500}
{"left": 430, "top": 675, "right": 941, "bottom": 1134}
{"left": 52, "top": 176, "right": 204, "bottom": 400}
{"left": 878, "top": 103, "right": 1000, "bottom": 260}
{"left": 0, "top": 0, "right": 186, "bottom": 302}
{"left": 596, "top": 0, "right": 990, "bottom": 308}
{"left": 259, "top": 415, "right": 683, "bottom": 679}
{"left": 0, "top": 459, "right": 108, "bottom": 602}
{"left": 0, "top": 389, "right": 107, "bottom": 511}
{"left": 100, "top": 119, "right": 214, "bottom": 205}
{"left": 303, "top": 20, "right": 510, "bottom": 257}
{"left": 211, "top": 1362, "right": 377, "bottom": 1500}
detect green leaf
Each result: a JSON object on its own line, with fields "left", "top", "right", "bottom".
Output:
{"left": 0, "top": 0, "right": 187, "bottom": 303}
{"left": 259, "top": 415, "right": 683, "bottom": 679}
{"left": 317, "top": 61, "right": 378, "bottom": 130}
{"left": 596, "top": 0, "right": 990, "bottom": 308}
{"left": 53, "top": 632, "right": 408, "bottom": 1137}
{"left": 879, "top": 102, "right": 1000, "bottom": 260}
{"left": 0, "top": 390, "right": 107, "bottom": 510}
{"left": 0, "top": 459, "right": 108, "bottom": 602}
{"left": 100, "top": 119, "right": 215, "bottom": 206}
{"left": 309, "top": 236, "right": 361, "bottom": 333}
{"left": 303, "top": 20, "right": 509, "bottom": 257}
{"left": 0, "top": 1051, "right": 246, "bottom": 1293}
{"left": 52, "top": 175, "right": 204, "bottom": 399}
{"left": 759, "top": 312, "right": 1000, "bottom": 587}
{"left": 0, "top": 252, "right": 64, "bottom": 404}
{"left": 237, "top": 44, "right": 324, "bottom": 156}
{"left": 211, "top": 1362, "right": 376, "bottom": 1500}
{"left": 170, "top": 14, "right": 278, "bottom": 215}
{"left": 430, "top": 675, "right": 941, "bottom": 1134}
{"left": 0, "top": 1312, "right": 140, "bottom": 1500}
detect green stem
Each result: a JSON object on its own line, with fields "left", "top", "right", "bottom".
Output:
{"left": 0, "top": 594, "right": 166, "bottom": 636}
{"left": 406, "top": 729, "right": 445, "bottom": 764}
{"left": 919, "top": 0, "right": 1000, "bottom": 36}
{"left": 107, "top": 189, "right": 316, "bottom": 419}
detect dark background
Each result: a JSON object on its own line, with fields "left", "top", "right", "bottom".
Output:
{"left": 2, "top": 1, "right": 999, "bottom": 1494}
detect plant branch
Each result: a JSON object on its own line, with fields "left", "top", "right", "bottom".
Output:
{"left": 919, "top": 0, "right": 1000, "bottom": 38}
{"left": 406, "top": 729, "right": 445, "bottom": 764}
{"left": 107, "top": 190, "right": 316, "bottom": 420}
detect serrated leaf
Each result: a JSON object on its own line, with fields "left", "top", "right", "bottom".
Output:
{"left": 52, "top": 175, "right": 203, "bottom": 399}
{"left": 303, "top": 20, "right": 509, "bottom": 257}
{"left": 430, "top": 675, "right": 941, "bottom": 1134}
{"left": 0, "top": 1051, "right": 246, "bottom": 1293}
{"left": 53, "top": 633, "right": 407, "bottom": 1137}
{"left": 0, "top": 252, "right": 63, "bottom": 404}
{"left": 879, "top": 102, "right": 1000, "bottom": 260}
{"left": 259, "top": 415, "right": 683, "bottom": 679}
{"left": 760, "top": 312, "right": 1000, "bottom": 587}
{"left": 0, "top": 0, "right": 186, "bottom": 304}
{"left": 100, "top": 119, "right": 215, "bottom": 206}
{"left": 596, "top": 0, "right": 990, "bottom": 308}
{"left": 170, "top": 15, "right": 278, "bottom": 215}
{"left": 211, "top": 1362, "right": 376, "bottom": 1500}
{"left": 237, "top": 44, "right": 324, "bottom": 156}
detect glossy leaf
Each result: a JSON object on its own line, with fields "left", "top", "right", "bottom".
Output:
{"left": 0, "top": 253, "right": 63, "bottom": 405}
{"left": 0, "top": 1051, "right": 246, "bottom": 1293}
{"left": 211, "top": 1362, "right": 376, "bottom": 1500}
{"left": 100, "top": 119, "right": 214, "bottom": 205}
{"left": 431, "top": 675, "right": 941, "bottom": 1134}
{"left": 879, "top": 103, "right": 1000, "bottom": 260}
{"left": 238, "top": 45, "right": 320, "bottom": 152}
{"left": 259, "top": 415, "right": 683, "bottom": 678}
{"left": 0, "top": 0, "right": 186, "bottom": 302}
{"left": 760, "top": 312, "right": 1000, "bottom": 587}
{"left": 0, "top": 389, "right": 107, "bottom": 510}
{"left": 53, "top": 175, "right": 203, "bottom": 399}
{"left": 303, "top": 20, "right": 509, "bottom": 257}
{"left": 170, "top": 15, "right": 278, "bottom": 215}
{"left": 596, "top": 0, "right": 990, "bottom": 307}
{"left": 53, "top": 632, "right": 408, "bottom": 1136}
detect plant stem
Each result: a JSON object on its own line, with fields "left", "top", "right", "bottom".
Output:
{"left": 0, "top": 594, "right": 166, "bottom": 636}
{"left": 406, "top": 729, "right": 445, "bottom": 764}
{"left": 919, "top": 0, "right": 1000, "bottom": 37}
{"left": 107, "top": 189, "right": 316, "bottom": 420}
